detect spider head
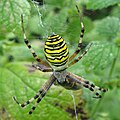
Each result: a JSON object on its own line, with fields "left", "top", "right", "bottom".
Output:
{"left": 53, "top": 70, "right": 67, "bottom": 83}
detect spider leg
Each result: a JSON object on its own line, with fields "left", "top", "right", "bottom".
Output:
{"left": 13, "top": 88, "right": 47, "bottom": 108}
{"left": 68, "top": 43, "right": 92, "bottom": 67}
{"left": 21, "top": 15, "right": 49, "bottom": 67}
{"left": 82, "top": 80, "right": 107, "bottom": 98}
{"left": 28, "top": 91, "right": 46, "bottom": 114}
{"left": 69, "top": 5, "right": 84, "bottom": 61}
{"left": 13, "top": 74, "right": 56, "bottom": 114}
{"left": 32, "top": 62, "right": 53, "bottom": 72}
{"left": 29, "top": 74, "right": 56, "bottom": 114}
{"left": 66, "top": 72, "right": 107, "bottom": 98}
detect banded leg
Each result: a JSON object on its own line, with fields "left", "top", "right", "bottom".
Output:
{"left": 32, "top": 62, "right": 53, "bottom": 72}
{"left": 69, "top": 5, "right": 84, "bottom": 61}
{"left": 82, "top": 80, "right": 107, "bottom": 98}
{"left": 21, "top": 15, "right": 49, "bottom": 67}
{"left": 13, "top": 74, "right": 56, "bottom": 114}
{"left": 29, "top": 74, "right": 56, "bottom": 114}
{"left": 67, "top": 72, "right": 107, "bottom": 98}
{"left": 13, "top": 88, "right": 46, "bottom": 108}
{"left": 68, "top": 43, "right": 92, "bottom": 67}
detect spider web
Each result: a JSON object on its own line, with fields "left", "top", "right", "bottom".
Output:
{"left": 32, "top": 0, "right": 49, "bottom": 38}
{"left": 32, "top": 0, "right": 44, "bottom": 28}
{"left": 31, "top": 0, "right": 72, "bottom": 38}
{"left": 31, "top": 0, "right": 58, "bottom": 38}
{"left": 71, "top": 91, "right": 79, "bottom": 120}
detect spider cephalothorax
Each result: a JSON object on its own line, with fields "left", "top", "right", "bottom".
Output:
{"left": 13, "top": 5, "right": 107, "bottom": 115}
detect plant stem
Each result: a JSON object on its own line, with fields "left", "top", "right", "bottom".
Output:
{"left": 109, "top": 47, "right": 119, "bottom": 78}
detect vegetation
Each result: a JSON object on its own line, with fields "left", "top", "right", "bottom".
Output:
{"left": 0, "top": 0, "right": 120, "bottom": 120}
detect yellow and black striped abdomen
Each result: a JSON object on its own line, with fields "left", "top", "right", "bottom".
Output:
{"left": 44, "top": 34, "right": 69, "bottom": 71}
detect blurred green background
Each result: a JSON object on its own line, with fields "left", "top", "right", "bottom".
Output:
{"left": 0, "top": 0, "right": 120, "bottom": 120}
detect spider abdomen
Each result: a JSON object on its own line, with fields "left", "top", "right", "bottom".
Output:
{"left": 44, "top": 34, "right": 69, "bottom": 71}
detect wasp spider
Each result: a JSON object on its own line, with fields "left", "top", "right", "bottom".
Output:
{"left": 13, "top": 5, "right": 107, "bottom": 115}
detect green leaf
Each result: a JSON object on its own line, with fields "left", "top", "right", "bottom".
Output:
{"left": 87, "top": 0, "right": 120, "bottom": 10}
{"left": 96, "top": 17, "right": 120, "bottom": 40}
{"left": 45, "top": 0, "right": 70, "bottom": 7}
{"left": 0, "top": 0, "right": 31, "bottom": 32}
{"left": 0, "top": 62, "right": 87, "bottom": 120}
{"left": 82, "top": 42, "right": 117, "bottom": 72}
{"left": 110, "top": 6, "right": 120, "bottom": 18}
{"left": 6, "top": 45, "right": 44, "bottom": 62}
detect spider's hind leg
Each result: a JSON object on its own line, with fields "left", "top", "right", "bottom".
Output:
{"left": 83, "top": 80, "right": 108, "bottom": 98}
{"left": 13, "top": 74, "right": 56, "bottom": 114}
{"left": 29, "top": 74, "right": 56, "bottom": 114}
{"left": 67, "top": 72, "right": 108, "bottom": 98}
{"left": 13, "top": 88, "right": 45, "bottom": 108}
{"left": 21, "top": 15, "right": 49, "bottom": 67}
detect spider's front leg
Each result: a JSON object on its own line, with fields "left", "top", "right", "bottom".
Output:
{"left": 66, "top": 72, "right": 108, "bottom": 98}
{"left": 21, "top": 14, "right": 49, "bottom": 67}
{"left": 68, "top": 43, "right": 92, "bottom": 67}
{"left": 68, "top": 5, "right": 93, "bottom": 67}
{"left": 13, "top": 74, "right": 56, "bottom": 114}
{"left": 69, "top": 5, "right": 85, "bottom": 61}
